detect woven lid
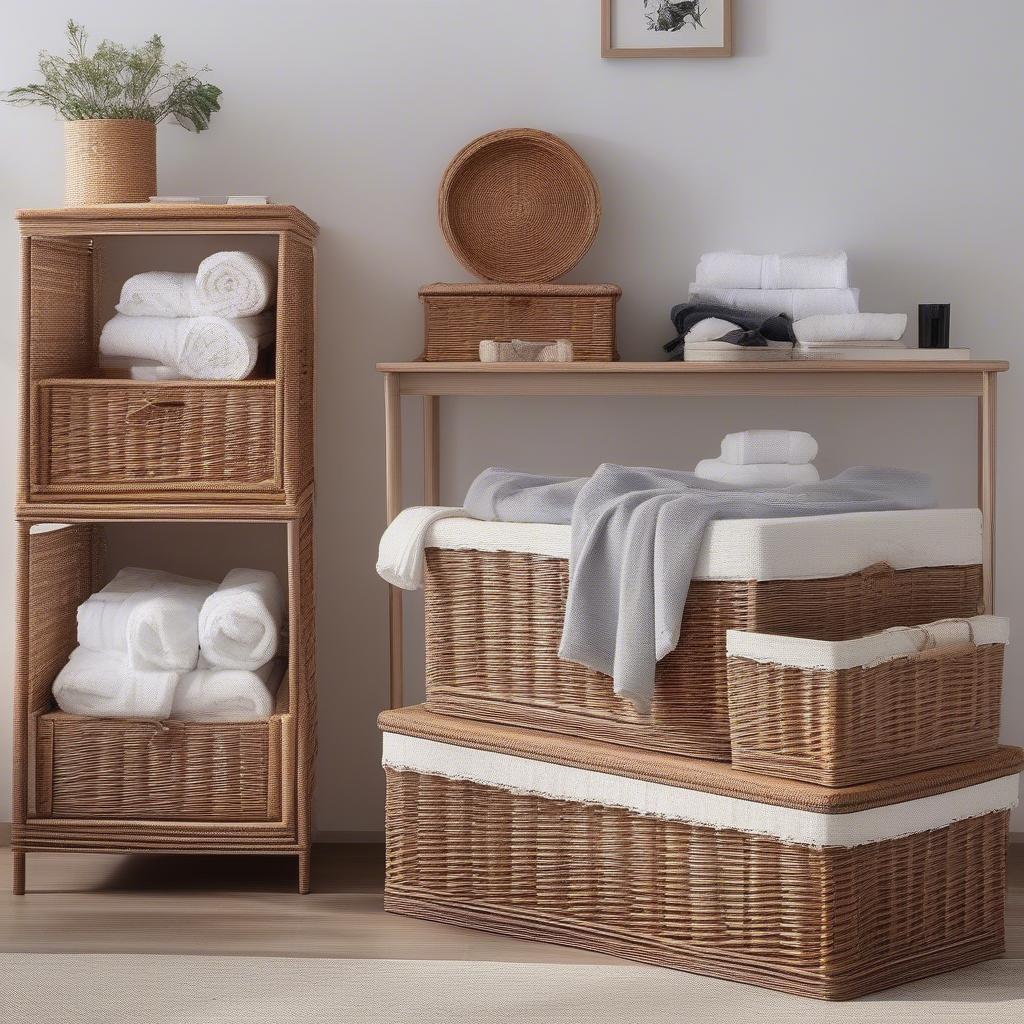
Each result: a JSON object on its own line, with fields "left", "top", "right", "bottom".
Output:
{"left": 439, "top": 128, "right": 601, "bottom": 283}
{"left": 418, "top": 282, "right": 620, "bottom": 298}
{"left": 379, "top": 706, "right": 1023, "bottom": 814}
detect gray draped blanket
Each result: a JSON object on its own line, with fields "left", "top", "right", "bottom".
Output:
{"left": 463, "top": 465, "right": 936, "bottom": 710}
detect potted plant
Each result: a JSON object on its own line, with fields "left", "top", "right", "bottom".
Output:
{"left": 4, "top": 21, "right": 222, "bottom": 205}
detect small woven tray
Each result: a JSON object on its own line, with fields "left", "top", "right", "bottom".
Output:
{"left": 439, "top": 128, "right": 601, "bottom": 283}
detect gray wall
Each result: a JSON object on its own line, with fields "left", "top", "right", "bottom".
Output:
{"left": 0, "top": 1, "right": 1021, "bottom": 833}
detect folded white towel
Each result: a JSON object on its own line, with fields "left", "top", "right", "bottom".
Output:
{"left": 696, "top": 252, "right": 849, "bottom": 290}
{"left": 720, "top": 430, "right": 819, "bottom": 466}
{"left": 377, "top": 506, "right": 466, "bottom": 590}
{"left": 172, "top": 657, "right": 285, "bottom": 722}
{"left": 793, "top": 313, "right": 908, "bottom": 346}
{"left": 100, "top": 313, "right": 273, "bottom": 380}
{"left": 683, "top": 346, "right": 793, "bottom": 362}
{"left": 77, "top": 568, "right": 216, "bottom": 672}
{"left": 52, "top": 646, "right": 180, "bottom": 719}
{"left": 97, "top": 356, "right": 186, "bottom": 381}
{"left": 694, "top": 458, "right": 821, "bottom": 487}
{"left": 116, "top": 252, "right": 276, "bottom": 319}
{"left": 479, "top": 339, "right": 573, "bottom": 362}
{"left": 688, "top": 285, "right": 860, "bottom": 319}
{"left": 198, "top": 569, "right": 286, "bottom": 670}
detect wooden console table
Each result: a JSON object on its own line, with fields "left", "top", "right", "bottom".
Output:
{"left": 378, "top": 359, "right": 1008, "bottom": 709}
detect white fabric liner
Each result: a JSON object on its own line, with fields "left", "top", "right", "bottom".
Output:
{"left": 425, "top": 508, "right": 981, "bottom": 582}
{"left": 727, "top": 615, "right": 1009, "bottom": 671}
{"left": 382, "top": 732, "right": 1020, "bottom": 850}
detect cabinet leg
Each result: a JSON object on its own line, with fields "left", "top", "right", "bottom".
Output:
{"left": 297, "top": 850, "right": 311, "bottom": 894}
{"left": 12, "top": 851, "right": 25, "bottom": 895}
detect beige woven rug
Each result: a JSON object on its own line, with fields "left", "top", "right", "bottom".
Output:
{"left": 3, "top": 952, "right": 1022, "bottom": 1023}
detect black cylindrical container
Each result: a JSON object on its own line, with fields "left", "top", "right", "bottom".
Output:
{"left": 918, "top": 304, "right": 951, "bottom": 348}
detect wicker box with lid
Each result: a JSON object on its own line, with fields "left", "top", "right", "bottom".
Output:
{"left": 422, "top": 128, "right": 620, "bottom": 361}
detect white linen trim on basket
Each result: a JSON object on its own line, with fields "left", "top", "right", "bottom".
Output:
{"left": 382, "top": 733, "right": 1020, "bottom": 850}
{"left": 727, "top": 615, "right": 1009, "bottom": 671}
{"left": 423, "top": 507, "right": 982, "bottom": 582}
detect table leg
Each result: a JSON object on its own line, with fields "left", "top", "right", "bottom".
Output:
{"left": 423, "top": 396, "right": 440, "bottom": 505}
{"left": 978, "top": 372, "right": 996, "bottom": 612}
{"left": 385, "top": 374, "right": 404, "bottom": 709}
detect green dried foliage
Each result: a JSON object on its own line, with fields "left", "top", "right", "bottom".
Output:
{"left": 4, "top": 20, "right": 221, "bottom": 131}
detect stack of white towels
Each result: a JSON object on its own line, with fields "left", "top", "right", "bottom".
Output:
{"left": 99, "top": 251, "right": 276, "bottom": 381}
{"left": 687, "top": 252, "right": 908, "bottom": 360}
{"left": 694, "top": 429, "right": 820, "bottom": 486}
{"left": 52, "top": 567, "right": 286, "bottom": 722}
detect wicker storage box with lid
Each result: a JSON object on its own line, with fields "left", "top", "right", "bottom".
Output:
{"left": 423, "top": 508, "right": 984, "bottom": 761}
{"left": 422, "top": 128, "right": 619, "bottom": 361}
{"left": 381, "top": 707, "right": 1022, "bottom": 1001}
{"left": 726, "top": 615, "right": 1007, "bottom": 787}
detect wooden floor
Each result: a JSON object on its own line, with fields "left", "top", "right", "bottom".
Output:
{"left": 2, "top": 843, "right": 1022, "bottom": 966}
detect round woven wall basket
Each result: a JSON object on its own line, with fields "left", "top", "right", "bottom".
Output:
{"left": 64, "top": 119, "right": 157, "bottom": 205}
{"left": 439, "top": 128, "right": 601, "bottom": 283}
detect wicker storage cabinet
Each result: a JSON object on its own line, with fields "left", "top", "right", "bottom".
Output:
{"left": 420, "top": 283, "right": 620, "bottom": 361}
{"left": 423, "top": 511, "right": 984, "bottom": 760}
{"left": 726, "top": 616, "right": 1006, "bottom": 787}
{"left": 381, "top": 708, "right": 1022, "bottom": 1001}
{"left": 17, "top": 207, "right": 315, "bottom": 510}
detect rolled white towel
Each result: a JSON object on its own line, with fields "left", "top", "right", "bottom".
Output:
{"left": 52, "top": 646, "right": 180, "bottom": 719}
{"left": 688, "top": 285, "right": 860, "bottom": 319}
{"left": 694, "top": 458, "right": 821, "bottom": 487}
{"left": 696, "top": 252, "right": 849, "bottom": 290}
{"left": 479, "top": 339, "right": 573, "bottom": 362}
{"left": 172, "top": 657, "right": 285, "bottom": 722}
{"left": 100, "top": 313, "right": 273, "bottom": 380}
{"left": 793, "top": 313, "right": 908, "bottom": 346}
{"left": 198, "top": 569, "right": 286, "bottom": 670}
{"left": 377, "top": 506, "right": 466, "bottom": 591}
{"left": 720, "top": 430, "right": 819, "bottom": 466}
{"left": 116, "top": 252, "right": 276, "bottom": 319}
{"left": 195, "top": 251, "right": 276, "bottom": 318}
{"left": 77, "top": 568, "right": 216, "bottom": 672}
{"left": 683, "top": 317, "right": 743, "bottom": 342}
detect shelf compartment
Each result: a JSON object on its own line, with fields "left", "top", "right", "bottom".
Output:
{"left": 36, "top": 378, "right": 278, "bottom": 494}
{"left": 20, "top": 228, "right": 314, "bottom": 508}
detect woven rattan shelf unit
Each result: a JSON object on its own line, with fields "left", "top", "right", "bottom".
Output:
{"left": 12, "top": 204, "right": 318, "bottom": 894}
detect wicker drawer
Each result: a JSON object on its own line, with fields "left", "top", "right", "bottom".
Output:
{"left": 726, "top": 617, "right": 1006, "bottom": 786}
{"left": 35, "top": 379, "right": 278, "bottom": 495}
{"left": 420, "top": 283, "right": 620, "bottom": 361}
{"left": 34, "top": 712, "right": 285, "bottom": 822}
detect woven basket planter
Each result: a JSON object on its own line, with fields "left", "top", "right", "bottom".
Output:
{"left": 64, "top": 120, "right": 156, "bottom": 205}
{"left": 726, "top": 616, "right": 1007, "bottom": 786}
{"left": 422, "top": 512, "right": 984, "bottom": 761}
{"left": 381, "top": 707, "right": 1022, "bottom": 1001}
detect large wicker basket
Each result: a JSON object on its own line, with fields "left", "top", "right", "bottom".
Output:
{"left": 420, "top": 282, "right": 620, "bottom": 361}
{"left": 64, "top": 119, "right": 157, "bottom": 206}
{"left": 423, "top": 512, "right": 984, "bottom": 761}
{"left": 726, "top": 616, "right": 1006, "bottom": 786}
{"left": 381, "top": 707, "right": 1022, "bottom": 1001}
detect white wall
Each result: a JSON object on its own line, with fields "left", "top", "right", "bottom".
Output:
{"left": 1, "top": 1, "right": 1021, "bottom": 834}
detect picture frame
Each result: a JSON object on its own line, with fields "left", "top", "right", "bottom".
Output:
{"left": 601, "top": 0, "right": 733, "bottom": 59}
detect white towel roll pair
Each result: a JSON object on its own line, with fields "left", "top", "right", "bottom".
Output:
{"left": 116, "top": 252, "right": 276, "bottom": 320}
{"left": 77, "top": 567, "right": 286, "bottom": 672}
{"left": 52, "top": 647, "right": 284, "bottom": 721}
{"left": 99, "top": 312, "right": 274, "bottom": 381}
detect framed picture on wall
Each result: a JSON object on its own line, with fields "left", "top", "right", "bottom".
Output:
{"left": 602, "top": 1, "right": 733, "bottom": 58}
